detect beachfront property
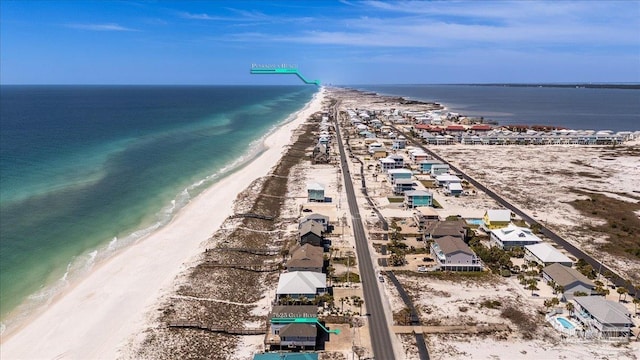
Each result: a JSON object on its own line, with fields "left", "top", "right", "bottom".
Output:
{"left": 482, "top": 209, "right": 512, "bottom": 230}
{"left": 300, "top": 213, "right": 330, "bottom": 232}
{"left": 404, "top": 190, "right": 433, "bottom": 209}
{"left": 434, "top": 173, "right": 461, "bottom": 187}
{"left": 423, "top": 220, "right": 468, "bottom": 240}
{"left": 299, "top": 221, "right": 324, "bottom": 247}
{"left": 254, "top": 352, "right": 319, "bottom": 360}
{"left": 430, "top": 164, "right": 451, "bottom": 177}
{"left": 430, "top": 236, "right": 482, "bottom": 271}
{"left": 419, "top": 159, "right": 443, "bottom": 174}
{"left": 266, "top": 305, "right": 318, "bottom": 350}
{"left": 307, "top": 182, "right": 325, "bottom": 202}
{"left": 393, "top": 178, "right": 415, "bottom": 195}
{"left": 524, "top": 243, "right": 573, "bottom": 267}
{"left": 387, "top": 168, "right": 413, "bottom": 183}
{"left": 571, "top": 296, "right": 633, "bottom": 340}
{"left": 490, "top": 224, "right": 542, "bottom": 249}
{"left": 388, "top": 154, "right": 405, "bottom": 168}
{"left": 542, "top": 263, "right": 595, "bottom": 299}
{"left": 286, "top": 244, "right": 325, "bottom": 273}
{"left": 379, "top": 157, "right": 396, "bottom": 172}
{"left": 445, "top": 182, "right": 463, "bottom": 196}
{"left": 276, "top": 271, "right": 327, "bottom": 301}
{"left": 413, "top": 206, "right": 440, "bottom": 230}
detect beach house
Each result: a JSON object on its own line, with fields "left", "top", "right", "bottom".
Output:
{"left": 571, "top": 296, "right": 633, "bottom": 340}
{"left": 393, "top": 178, "right": 415, "bottom": 195}
{"left": 542, "top": 263, "right": 595, "bottom": 299}
{"left": 387, "top": 168, "right": 413, "bottom": 183}
{"left": 299, "top": 221, "right": 324, "bottom": 247}
{"left": 266, "top": 305, "right": 318, "bottom": 350}
{"left": 409, "top": 150, "right": 429, "bottom": 163}
{"left": 276, "top": 271, "right": 327, "bottom": 301}
{"left": 404, "top": 190, "right": 433, "bottom": 208}
{"left": 430, "top": 164, "right": 451, "bottom": 177}
{"left": 419, "top": 159, "right": 443, "bottom": 174}
{"left": 392, "top": 138, "right": 406, "bottom": 149}
{"left": 300, "top": 213, "right": 330, "bottom": 232}
{"left": 413, "top": 206, "right": 440, "bottom": 230}
{"left": 524, "top": 243, "right": 573, "bottom": 267}
{"left": 430, "top": 236, "right": 482, "bottom": 271}
{"left": 307, "top": 182, "right": 325, "bottom": 202}
{"left": 490, "top": 224, "right": 542, "bottom": 249}
{"left": 423, "top": 220, "right": 468, "bottom": 240}
{"left": 388, "top": 154, "right": 405, "bottom": 168}
{"left": 445, "top": 182, "right": 463, "bottom": 197}
{"left": 286, "top": 244, "right": 324, "bottom": 273}
{"left": 379, "top": 157, "right": 396, "bottom": 172}
{"left": 434, "top": 173, "right": 461, "bottom": 187}
{"left": 482, "top": 209, "right": 512, "bottom": 230}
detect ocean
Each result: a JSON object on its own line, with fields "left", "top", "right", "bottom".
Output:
{"left": 354, "top": 85, "right": 640, "bottom": 132}
{"left": 0, "top": 85, "right": 316, "bottom": 328}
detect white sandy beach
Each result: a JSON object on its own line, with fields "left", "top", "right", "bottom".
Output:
{"left": 0, "top": 89, "right": 326, "bottom": 359}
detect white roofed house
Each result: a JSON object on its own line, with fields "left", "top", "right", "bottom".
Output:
{"left": 524, "top": 243, "right": 573, "bottom": 267}
{"left": 276, "top": 271, "right": 327, "bottom": 301}
{"left": 388, "top": 154, "right": 405, "bottom": 168}
{"left": 393, "top": 178, "right": 415, "bottom": 195}
{"left": 435, "top": 173, "right": 461, "bottom": 187}
{"left": 482, "top": 209, "right": 512, "bottom": 230}
{"left": 490, "top": 224, "right": 542, "bottom": 249}
{"left": 430, "top": 164, "right": 451, "bottom": 177}
{"left": 571, "top": 296, "right": 633, "bottom": 340}
{"left": 379, "top": 157, "right": 396, "bottom": 172}
{"left": 445, "top": 182, "right": 463, "bottom": 197}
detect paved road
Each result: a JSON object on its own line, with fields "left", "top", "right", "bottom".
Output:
{"left": 333, "top": 103, "right": 396, "bottom": 360}
{"left": 390, "top": 125, "right": 638, "bottom": 297}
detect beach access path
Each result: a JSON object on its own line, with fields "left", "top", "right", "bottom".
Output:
{"left": 0, "top": 89, "right": 325, "bottom": 359}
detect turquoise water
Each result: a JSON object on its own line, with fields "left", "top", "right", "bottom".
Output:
{"left": 465, "top": 219, "right": 484, "bottom": 226}
{"left": 556, "top": 317, "right": 575, "bottom": 330}
{"left": 0, "top": 86, "right": 316, "bottom": 327}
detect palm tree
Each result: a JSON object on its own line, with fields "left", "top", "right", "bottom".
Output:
{"left": 617, "top": 287, "right": 628, "bottom": 302}
{"left": 299, "top": 296, "right": 309, "bottom": 305}
{"left": 633, "top": 298, "right": 640, "bottom": 314}
{"left": 353, "top": 297, "right": 364, "bottom": 315}
{"left": 566, "top": 302, "right": 575, "bottom": 316}
{"left": 527, "top": 278, "right": 539, "bottom": 295}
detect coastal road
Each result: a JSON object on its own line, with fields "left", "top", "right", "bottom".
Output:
{"left": 333, "top": 102, "right": 397, "bottom": 360}
{"left": 390, "top": 125, "right": 637, "bottom": 297}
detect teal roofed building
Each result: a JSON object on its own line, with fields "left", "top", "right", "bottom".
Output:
{"left": 253, "top": 353, "right": 319, "bottom": 360}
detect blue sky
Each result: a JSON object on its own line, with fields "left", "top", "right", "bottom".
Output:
{"left": 1, "top": 0, "right": 639, "bottom": 84}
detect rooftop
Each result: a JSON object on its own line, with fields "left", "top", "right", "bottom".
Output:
{"left": 543, "top": 263, "right": 594, "bottom": 288}
{"left": 276, "top": 271, "right": 326, "bottom": 295}
{"left": 491, "top": 224, "right": 541, "bottom": 242}
{"left": 434, "top": 236, "right": 474, "bottom": 255}
{"left": 485, "top": 209, "right": 512, "bottom": 223}
{"left": 525, "top": 243, "right": 573, "bottom": 264}
{"left": 573, "top": 296, "right": 632, "bottom": 325}
{"left": 286, "top": 244, "right": 324, "bottom": 269}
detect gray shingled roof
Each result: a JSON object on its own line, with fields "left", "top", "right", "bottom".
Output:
{"left": 424, "top": 220, "right": 467, "bottom": 238}
{"left": 434, "top": 236, "right": 474, "bottom": 256}
{"left": 299, "top": 221, "right": 323, "bottom": 237}
{"left": 543, "top": 263, "right": 594, "bottom": 288}
{"left": 279, "top": 323, "right": 317, "bottom": 337}
{"left": 573, "top": 296, "right": 632, "bottom": 325}
{"left": 286, "top": 244, "right": 324, "bottom": 270}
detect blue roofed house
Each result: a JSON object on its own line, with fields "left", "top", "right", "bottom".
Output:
{"left": 404, "top": 190, "right": 433, "bottom": 208}
{"left": 307, "top": 182, "right": 325, "bottom": 202}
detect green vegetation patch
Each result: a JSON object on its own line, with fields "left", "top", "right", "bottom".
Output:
{"left": 387, "top": 197, "right": 405, "bottom": 203}
{"left": 569, "top": 189, "right": 640, "bottom": 260}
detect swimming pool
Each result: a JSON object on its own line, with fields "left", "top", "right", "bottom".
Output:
{"left": 465, "top": 218, "right": 484, "bottom": 226}
{"left": 556, "top": 317, "right": 575, "bottom": 330}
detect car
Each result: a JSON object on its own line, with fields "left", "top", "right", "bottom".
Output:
{"left": 302, "top": 208, "right": 312, "bottom": 212}
{"left": 417, "top": 266, "right": 427, "bottom": 272}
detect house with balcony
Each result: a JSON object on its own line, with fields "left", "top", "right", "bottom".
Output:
{"left": 266, "top": 305, "right": 318, "bottom": 350}
{"left": 542, "top": 263, "right": 594, "bottom": 299}
{"left": 430, "top": 236, "right": 482, "bottom": 271}
{"left": 286, "top": 244, "right": 325, "bottom": 273}
{"left": 430, "top": 164, "right": 451, "bottom": 177}
{"left": 299, "top": 221, "right": 324, "bottom": 247}
{"left": 307, "top": 182, "right": 325, "bottom": 202}
{"left": 388, "top": 154, "right": 405, "bottom": 168}
{"left": 445, "top": 182, "right": 463, "bottom": 196}
{"left": 419, "top": 159, "right": 443, "bottom": 174}
{"left": 525, "top": 243, "right": 573, "bottom": 267}
{"left": 379, "top": 157, "right": 396, "bottom": 172}
{"left": 572, "top": 296, "right": 633, "bottom": 340}
{"left": 393, "top": 178, "right": 415, "bottom": 195}
{"left": 404, "top": 190, "right": 433, "bottom": 208}
{"left": 435, "top": 173, "right": 461, "bottom": 187}
{"left": 276, "top": 271, "right": 326, "bottom": 301}
{"left": 413, "top": 206, "right": 440, "bottom": 230}
{"left": 387, "top": 168, "right": 413, "bottom": 183}
{"left": 300, "top": 213, "right": 330, "bottom": 232}
{"left": 490, "top": 224, "right": 542, "bottom": 249}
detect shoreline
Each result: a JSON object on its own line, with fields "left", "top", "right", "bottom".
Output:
{"left": 0, "top": 88, "right": 325, "bottom": 359}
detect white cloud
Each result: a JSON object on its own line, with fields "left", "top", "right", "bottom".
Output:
{"left": 65, "top": 23, "right": 137, "bottom": 31}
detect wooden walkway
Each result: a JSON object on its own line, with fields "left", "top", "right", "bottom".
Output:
{"left": 230, "top": 213, "right": 275, "bottom": 221}
{"left": 168, "top": 320, "right": 267, "bottom": 335}
{"left": 393, "top": 323, "right": 509, "bottom": 334}
{"left": 207, "top": 247, "right": 280, "bottom": 256}
{"left": 201, "top": 261, "right": 281, "bottom": 272}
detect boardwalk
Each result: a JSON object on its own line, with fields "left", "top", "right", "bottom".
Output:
{"left": 168, "top": 320, "right": 267, "bottom": 335}
{"left": 201, "top": 261, "right": 281, "bottom": 272}
{"left": 209, "top": 247, "right": 281, "bottom": 256}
